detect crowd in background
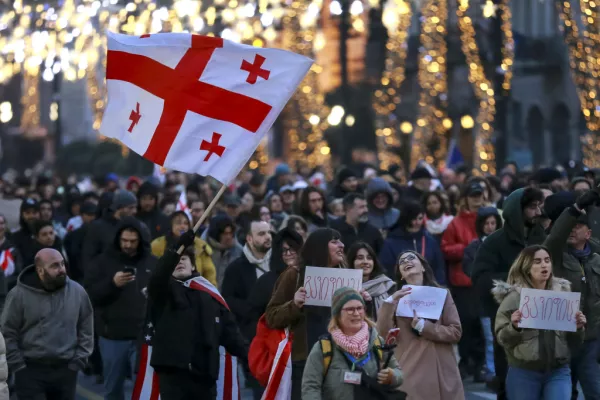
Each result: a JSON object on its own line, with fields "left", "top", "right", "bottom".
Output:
{"left": 0, "top": 158, "right": 599, "bottom": 400}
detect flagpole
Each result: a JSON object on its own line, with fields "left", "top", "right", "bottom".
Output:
{"left": 177, "top": 183, "right": 228, "bottom": 254}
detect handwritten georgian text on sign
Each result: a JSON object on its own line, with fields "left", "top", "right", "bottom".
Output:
{"left": 518, "top": 288, "right": 581, "bottom": 332}
{"left": 303, "top": 267, "right": 363, "bottom": 307}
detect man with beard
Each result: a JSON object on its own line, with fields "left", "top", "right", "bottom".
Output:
{"left": 471, "top": 187, "right": 546, "bottom": 400}
{"left": 1, "top": 248, "right": 93, "bottom": 400}
{"left": 222, "top": 220, "right": 272, "bottom": 400}
{"left": 10, "top": 198, "right": 40, "bottom": 268}
{"left": 85, "top": 217, "right": 155, "bottom": 400}
{"left": 330, "top": 193, "right": 383, "bottom": 254}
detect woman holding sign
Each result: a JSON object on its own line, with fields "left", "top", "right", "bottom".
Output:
{"left": 493, "top": 245, "right": 586, "bottom": 400}
{"left": 376, "top": 250, "right": 464, "bottom": 399}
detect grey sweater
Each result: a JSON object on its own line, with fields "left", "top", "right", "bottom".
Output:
{"left": 1, "top": 265, "right": 94, "bottom": 373}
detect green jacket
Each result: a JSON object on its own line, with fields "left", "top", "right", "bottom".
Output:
{"left": 493, "top": 278, "right": 584, "bottom": 371}
{"left": 301, "top": 326, "right": 403, "bottom": 400}
{"left": 545, "top": 208, "right": 600, "bottom": 340}
{"left": 472, "top": 189, "right": 547, "bottom": 317}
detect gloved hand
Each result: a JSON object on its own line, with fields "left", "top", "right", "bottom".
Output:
{"left": 576, "top": 190, "right": 600, "bottom": 210}
{"left": 175, "top": 229, "right": 196, "bottom": 250}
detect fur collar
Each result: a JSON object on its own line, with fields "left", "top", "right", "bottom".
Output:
{"left": 491, "top": 277, "right": 571, "bottom": 304}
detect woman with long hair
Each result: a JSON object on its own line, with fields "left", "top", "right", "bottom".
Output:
{"left": 377, "top": 250, "right": 464, "bottom": 399}
{"left": 347, "top": 242, "right": 394, "bottom": 321}
{"left": 422, "top": 191, "right": 454, "bottom": 240}
{"left": 265, "top": 228, "right": 346, "bottom": 400}
{"left": 151, "top": 211, "right": 217, "bottom": 285}
{"left": 493, "top": 245, "right": 586, "bottom": 400}
{"left": 302, "top": 287, "right": 403, "bottom": 399}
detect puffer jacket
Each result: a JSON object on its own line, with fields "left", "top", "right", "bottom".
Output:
{"left": 493, "top": 278, "right": 584, "bottom": 371}
{"left": 151, "top": 235, "right": 216, "bottom": 286}
{"left": 0, "top": 331, "right": 7, "bottom": 400}
{"left": 441, "top": 210, "right": 478, "bottom": 287}
{"left": 544, "top": 206, "right": 600, "bottom": 340}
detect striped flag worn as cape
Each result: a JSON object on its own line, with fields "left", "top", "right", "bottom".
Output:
{"left": 132, "top": 276, "right": 239, "bottom": 400}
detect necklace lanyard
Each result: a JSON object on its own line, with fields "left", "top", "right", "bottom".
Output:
{"left": 344, "top": 351, "right": 371, "bottom": 371}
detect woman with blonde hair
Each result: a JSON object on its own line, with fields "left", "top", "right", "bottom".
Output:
{"left": 493, "top": 245, "right": 586, "bottom": 400}
{"left": 302, "top": 287, "right": 403, "bottom": 399}
{"left": 377, "top": 250, "right": 464, "bottom": 399}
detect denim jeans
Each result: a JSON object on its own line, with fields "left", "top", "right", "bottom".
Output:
{"left": 506, "top": 365, "right": 571, "bottom": 400}
{"left": 480, "top": 317, "right": 495, "bottom": 377}
{"left": 98, "top": 337, "right": 137, "bottom": 400}
{"left": 571, "top": 339, "right": 600, "bottom": 399}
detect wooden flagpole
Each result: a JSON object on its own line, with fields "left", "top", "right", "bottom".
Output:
{"left": 177, "top": 183, "right": 228, "bottom": 254}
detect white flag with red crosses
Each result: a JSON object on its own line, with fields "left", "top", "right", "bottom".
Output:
{"left": 100, "top": 31, "right": 313, "bottom": 184}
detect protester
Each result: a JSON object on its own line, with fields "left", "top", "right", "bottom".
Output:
{"left": 282, "top": 215, "right": 309, "bottom": 241}
{"left": 462, "top": 206, "right": 503, "bottom": 385}
{"left": 330, "top": 193, "right": 383, "bottom": 254}
{"left": 265, "top": 228, "right": 346, "bottom": 399}
{"left": 493, "top": 245, "right": 586, "bottom": 400}
{"left": 146, "top": 233, "right": 247, "bottom": 399}
{"left": 189, "top": 199, "right": 208, "bottom": 236}
{"left": 542, "top": 190, "right": 600, "bottom": 399}
{"left": 151, "top": 211, "right": 216, "bottom": 285}
{"left": 441, "top": 181, "right": 485, "bottom": 380}
{"left": 85, "top": 217, "right": 156, "bottom": 400}
{"left": 82, "top": 189, "right": 139, "bottom": 266}
{"left": 136, "top": 181, "right": 170, "bottom": 240}
{"left": 365, "top": 177, "right": 400, "bottom": 236}
{"left": 347, "top": 242, "right": 394, "bottom": 321}
{"left": 39, "top": 199, "right": 68, "bottom": 240}
{"left": 329, "top": 167, "right": 360, "bottom": 201}
{"left": 205, "top": 214, "right": 243, "bottom": 288}
{"left": 299, "top": 187, "right": 329, "bottom": 233}
{"left": 266, "top": 192, "right": 288, "bottom": 231}
{"left": 377, "top": 250, "right": 464, "bottom": 399}
{"left": 472, "top": 187, "right": 546, "bottom": 399}
{"left": 1, "top": 248, "right": 93, "bottom": 400}
{"left": 10, "top": 198, "right": 39, "bottom": 267}
{"left": 423, "top": 191, "right": 454, "bottom": 241}
{"left": 64, "top": 201, "right": 97, "bottom": 283}
{"left": 301, "top": 287, "right": 403, "bottom": 399}
{"left": 405, "top": 166, "right": 434, "bottom": 202}
{"left": 24, "top": 220, "right": 68, "bottom": 267}
{"left": 379, "top": 201, "right": 446, "bottom": 283}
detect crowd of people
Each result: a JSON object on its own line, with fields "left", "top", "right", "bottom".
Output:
{"left": 0, "top": 159, "right": 599, "bottom": 400}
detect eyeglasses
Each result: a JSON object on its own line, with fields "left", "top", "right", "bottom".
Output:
{"left": 398, "top": 253, "right": 417, "bottom": 266}
{"left": 341, "top": 306, "right": 365, "bottom": 314}
{"left": 282, "top": 247, "right": 296, "bottom": 255}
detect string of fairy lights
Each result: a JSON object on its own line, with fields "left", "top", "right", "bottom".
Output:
{"left": 557, "top": 0, "right": 600, "bottom": 168}
{"left": 374, "top": 0, "right": 412, "bottom": 171}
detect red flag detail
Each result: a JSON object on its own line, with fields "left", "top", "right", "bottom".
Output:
{"left": 128, "top": 102, "right": 142, "bottom": 133}
{"left": 200, "top": 132, "right": 226, "bottom": 161}
{"left": 240, "top": 54, "right": 271, "bottom": 84}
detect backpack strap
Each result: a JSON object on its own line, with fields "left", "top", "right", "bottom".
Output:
{"left": 319, "top": 333, "right": 333, "bottom": 376}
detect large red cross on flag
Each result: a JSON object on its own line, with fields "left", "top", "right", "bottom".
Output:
{"left": 100, "top": 32, "right": 312, "bottom": 184}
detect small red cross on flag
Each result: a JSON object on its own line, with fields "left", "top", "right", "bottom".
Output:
{"left": 100, "top": 32, "right": 312, "bottom": 184}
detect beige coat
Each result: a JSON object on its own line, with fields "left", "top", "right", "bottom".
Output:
{"left": 0, "top": 331, "right": 8, "bottom": 400}
{"left": 377, "top": 290, "right": 464, "bottom": 400}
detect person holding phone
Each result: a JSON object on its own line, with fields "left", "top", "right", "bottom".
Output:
{"left": 376, "top": 250, "right": 464, "bottom": 399}
{"left": 84, "top": 217, "right": 157, "bottom": 400}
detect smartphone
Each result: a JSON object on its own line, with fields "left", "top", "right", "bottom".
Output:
{"left": 385, "top": 328, "right": 400, "bottom": 346}
{"left": 123, "top": 267, "right": 136, "bottom": 276}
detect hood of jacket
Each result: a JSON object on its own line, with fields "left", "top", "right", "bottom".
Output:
{"left": 475, "top": 207, "right": 503, "bottom": 238}
{"left": 17, "top": 264, "right": 69, "bottom": 294}
{"left": 137, "top": 181, "right": 160, "bottom": 212}
{"left": 365, "top": 178, "right": 394, "bottom": 211}
{"left": 110, "top": 216, "right": 151, "bottom": 260}
{"left": 492, "top": 277, "right": 571, "bottom": 304}
{"left": 501, "top": 188, "right": 544, "bottom": 244}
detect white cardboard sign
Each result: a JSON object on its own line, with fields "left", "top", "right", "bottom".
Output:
{"left": 303, "top": 266, "right": 363, "bottom": 307}
{"left": 395, "top": 285, "right": 447, "bottom": 320}
{"left": 518, "top": 288, "right": 581, "bottom": 332}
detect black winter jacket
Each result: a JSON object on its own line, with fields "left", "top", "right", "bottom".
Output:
{"left": 137, "top": 182, "right": 171, "bottom": 240}
{"left": 84, "top": 217, "right": 156, "bottom": 340}
{"left": 64, "top": 224, "right": 90, "bottom": 283}
{"left": 329, "top": 218, "right": 384, "bottom": 255}
{"left": 147, "top": 249, "right": 246, "bottom": 381}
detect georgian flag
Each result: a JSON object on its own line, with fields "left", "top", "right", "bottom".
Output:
{"left": 133, "top": 276, "right": 240, "bottom": 400}
{"left": 261, "top": 329, "right": 292, "bottom": 400}
{"left": 0, "top": 249, "right": 15, "bottom": 277}
{"left": 100, "top": 31, "right": 312, "bottom": 184}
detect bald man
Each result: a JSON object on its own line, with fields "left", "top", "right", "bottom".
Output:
{"left": 1, "top": 248, "right": 93, "bottom": 400}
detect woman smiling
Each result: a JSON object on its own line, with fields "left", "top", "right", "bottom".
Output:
{"left": 376, "top": 250, "right": 464, "bottom": 399}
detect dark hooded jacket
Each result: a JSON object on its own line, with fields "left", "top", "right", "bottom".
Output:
{"left": 365, "top": 178, "right": 400, "bottom": 232}
{"left": 84, "top": 217, "right": 156, "bottom": 340}
{"left": 379, "top": 226, "right": 446, "bottom": 284}
{"left": 462, "top": 207, "right": 503, "bottom": 279}
{"left": 471, "top": 189, "right": 547, "bottom": 317}
{"left": 136, "top": 182, "right": 171, "bottom": 240}
{"left": 10, "top": 205, "right": 38, "bottom": 271}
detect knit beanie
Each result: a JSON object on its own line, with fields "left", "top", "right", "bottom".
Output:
{"left": 337, "top": 168, "right": 358, "bottom": 185}
{"left": 410, "top": 167, "right": 432, "bottom": 180}
{"left": 331, "top": 287, "right": 365, "bottom": 317}
{"left": 111, "top": 190, "right": 137, "bottom": 211}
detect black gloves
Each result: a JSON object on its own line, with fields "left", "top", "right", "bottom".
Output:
{"left": 175, "top": 229, "right": 196, "bottom": 250}
{"left": 576, "top": 190, "right": 600, "bottom": 210}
